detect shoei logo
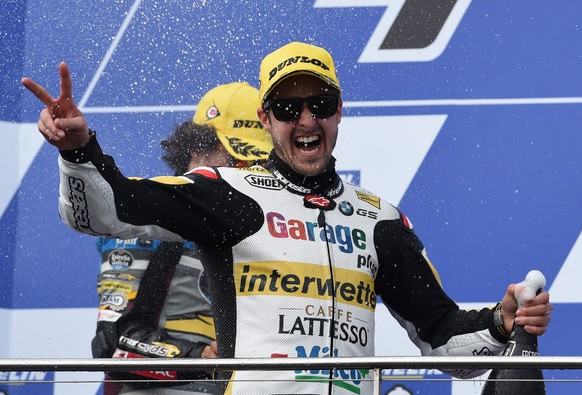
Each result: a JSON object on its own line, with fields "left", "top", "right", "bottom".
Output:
{"left": 245, "top": 174, "right": 284, "bottom": 190}
{"left": 269, "top": 56, "right": 331, "bottom": 81}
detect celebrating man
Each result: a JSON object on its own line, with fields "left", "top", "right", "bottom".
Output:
{"left": 22, "top": 41, "right": 552, "bottom": 395}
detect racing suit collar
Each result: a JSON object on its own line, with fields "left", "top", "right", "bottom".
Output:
{"left": 266, "top": 150, "right": 344, "bottom": 198}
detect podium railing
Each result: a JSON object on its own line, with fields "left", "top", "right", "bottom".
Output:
{"left": 1, "top": 356, "right": 582, "bottom": 392}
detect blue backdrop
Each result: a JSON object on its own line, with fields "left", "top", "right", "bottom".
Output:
{"left": 2, "top": 1, "right": 582, "bottom": 394}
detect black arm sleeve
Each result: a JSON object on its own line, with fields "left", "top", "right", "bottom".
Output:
{"left": 374, "top": 211, "right": 507, "bottom": 350}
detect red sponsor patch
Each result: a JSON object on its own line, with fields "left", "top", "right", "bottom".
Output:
{"left": 112, "top": 349, "right": 141, "bottom": 359}
{"left": 305, "top": 195, "right": 331, "bottom": 208}
{"left": 271, "top": 353, "right": 289, "bottom": 358}
{"left": 401, "top": 213, "right": 413, "bottom": 230}
{"left": 133, "top": 370, "right": 178, "bottom": 380}
{"left": 112, "top": 350, "right": 177, "bottom": 380}
{"left": 187, "top": 166, "right": 219, "bottom": 180}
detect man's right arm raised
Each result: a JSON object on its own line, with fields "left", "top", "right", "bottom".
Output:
{"left": 22, "top": 62, "right": 186, "bottom": 242}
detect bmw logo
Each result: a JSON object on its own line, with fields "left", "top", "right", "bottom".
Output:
{"left": 338, "top": 201, "right": 354, "bottom": 216}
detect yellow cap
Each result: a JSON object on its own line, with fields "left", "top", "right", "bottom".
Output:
{"left": 193, "top": 82, "right": 273, "bottom": 161}
{"left": 259, "top": 42, "right": 341, "bottom": 103}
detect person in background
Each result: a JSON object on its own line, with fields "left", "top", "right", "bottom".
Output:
{"left": 91, "top": 82, "right": 273, "bottom": 395}
{"left": 22, "top": 42, "right": 552, "bottom": 395}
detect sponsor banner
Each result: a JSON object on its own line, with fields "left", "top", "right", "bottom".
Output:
{"left": 0, "top": 372, "right": 54, "bottom": 395}
{"left": 381, "top": 369, "right": 451, "bottom": 395}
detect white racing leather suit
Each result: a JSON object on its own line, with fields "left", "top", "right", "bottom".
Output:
{"left": 58, "top": 133, "right": 508, "bottom": 395}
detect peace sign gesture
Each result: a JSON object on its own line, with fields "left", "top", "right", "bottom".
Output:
{"left": 21, "top": 62, "right": 91, "bottom": 151}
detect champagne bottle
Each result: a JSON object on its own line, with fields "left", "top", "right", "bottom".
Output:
{"left": 481, "top": 270, "right": 547, "bottom": 395}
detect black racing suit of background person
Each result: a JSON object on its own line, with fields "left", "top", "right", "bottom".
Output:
{"left": 58, "top": 133, "right": 509, "bottom": 395}
{"left": 93, "top": 237, "right": 216, "bottom": 394}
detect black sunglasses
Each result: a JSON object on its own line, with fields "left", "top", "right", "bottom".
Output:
{"left": 264, "top": 94, "right": 340, "bottom": 122}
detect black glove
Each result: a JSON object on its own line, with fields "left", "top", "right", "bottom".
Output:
{"left": 106, "top": 323, "right": 211, "bottom": 382}
{"left": 92, "top": 321, "right": 119, "bottom": 359}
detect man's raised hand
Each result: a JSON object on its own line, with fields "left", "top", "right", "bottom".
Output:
{"left": 21, "top": 62, "right": 91, "bottom": 150}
